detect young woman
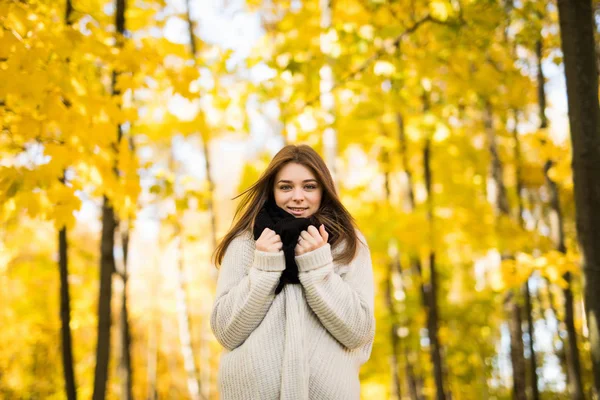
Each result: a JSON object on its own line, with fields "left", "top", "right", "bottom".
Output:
{"left": 210, "top": 144, "right": 375, "bottom": 400}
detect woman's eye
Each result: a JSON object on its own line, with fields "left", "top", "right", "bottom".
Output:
{"left": 279, "top": 185, "right": 317, "bottom": 190}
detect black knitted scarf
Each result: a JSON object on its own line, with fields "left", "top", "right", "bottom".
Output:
{"left": 253, "top": 198, "right": 329, "bottom": 294}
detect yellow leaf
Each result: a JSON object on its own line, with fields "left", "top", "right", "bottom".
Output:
{"left": 43, "top": 92, "right": 68, "bottom": 122}
{"left": 0, "top": 29, "right": 20, "bottom": 59}
{"left": 125, "top": 7, "right": 157, "bottom": 31}
{"left": 429, "top": 0, "right": 450, "bottom": 21}
{"left": 6, "top": 4, "right": 29, "bottom": 38}
{"left": 13, "top": 115, "right": 41, "bottom": 140}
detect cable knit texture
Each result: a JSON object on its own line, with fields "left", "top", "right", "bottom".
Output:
{"left": 210, "top": 229, "right": 375, "bottom": 400}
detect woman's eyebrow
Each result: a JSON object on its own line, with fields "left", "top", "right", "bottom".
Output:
{"left": 277, "top": 179, "right": 318, "bottom": 183}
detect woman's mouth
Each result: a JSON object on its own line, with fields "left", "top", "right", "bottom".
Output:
{"left": 288, "top": 207, "right": 308, "bottom": 215}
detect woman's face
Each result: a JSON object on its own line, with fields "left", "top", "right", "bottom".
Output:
{"left": 273, "top": 162, "right": 323, "bottom": 218}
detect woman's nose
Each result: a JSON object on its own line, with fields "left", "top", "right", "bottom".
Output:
{"left": 292, "top": 188, "right": 304, "bottom": 200}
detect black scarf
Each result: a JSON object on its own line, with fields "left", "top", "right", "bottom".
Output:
{"left": 253, "top": 198, "right": 329, "bottom": 294}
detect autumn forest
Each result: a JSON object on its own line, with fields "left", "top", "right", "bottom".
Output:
{"left": 1, "top": 0, "right": 600, "bottom": 399}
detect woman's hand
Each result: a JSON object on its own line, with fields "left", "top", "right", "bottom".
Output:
{"left": 295, "top": 224, "right": 328, "bottom": 256}
{"left": 255, "top": 228, "right": 283, "bottom": 253}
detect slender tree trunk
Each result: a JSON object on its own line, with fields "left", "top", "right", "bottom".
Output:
{"left": 557, "top": 2, "right": 600, "bottom": 394}
{"left": 93, "top": 197, "right": 117, "bottom": 400}
{"left": 59, "top": 226, "right": 77, "bottom": 400}
{"left": 320, "top": 0, "right": 337, "bottom": 183}
{"left": 511, "top": 110, "right": 540, "bottom": 400}
{"left": 423, "top": 137, "right": 447, "bottom": 400}
{"left": 119, "top": 227, "right": 133, "bottom": 400}
{"left": 59, "top": 3, "right": 77, "bottom": 399}
{"left": 200, "top": 135, "right": 217, "bottom": 260}
{"left": 183, "top": 5, "right": 216, "bottom": 395}
{"left": 184, "top": 0, "right": 197, "bottom": 57}
{"left": 535, "top": 41, "right": 548, "bottom": 130}
{"left": 93, "top": 1, "right": 126, "bottom": 398}
{"left": 484, "top": 103, "right": 509, "bottom": 216}
{"left": 535, "top": 28, "right": 573, "bottom": 385}
{"left": 385, "top": 263, "right": 403, "bottom": 400}
{"left": 397, "top": 112, "right": 424, "bottom": 400}
{"left": 484, "top": 101, "right": 527, "bottom": 400}
{"left": 506, "top": 292, "right": 527, "bottom": 400}
{"left": 546, "top": 163, "right": 586, "bottom": 400}
{"left": 523, "top": 281, "right": 540, "bottom": 400}
{"left": 564, "top": 272, "right": 585, "bottom": 399}
{"left": 405, "top": 347, "right": 421, "bottom": 400}
{"left": 397, "top": 113, "right": 416, "bottom": 211}
{"left": 382, "top": 148, "right": 402, "bottom": 400}
{"left": 176, "top": 230, "right": 203, "bottom": 400}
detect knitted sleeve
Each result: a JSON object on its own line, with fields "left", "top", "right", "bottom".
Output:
{"left": 295, "top": 230, "right": 375, "bottom": 350}
{"left": 210, "top": 231, "right": 286, "bottom": 351}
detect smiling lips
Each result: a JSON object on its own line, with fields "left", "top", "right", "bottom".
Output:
{"left": 288, "top": 207, "right": 307, "bottom": 215}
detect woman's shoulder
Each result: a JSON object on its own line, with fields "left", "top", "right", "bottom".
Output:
{"left": 354, "top": 228, "right": 367, "bottom": 243}
{"left": 223, "top": 229, "right": 254, "bottom": 252}
{"left": 331, "top": 228, "right": 368, "bottom": 256}
{"left": 235, "top": 229, "right": 254, "bottom": 240}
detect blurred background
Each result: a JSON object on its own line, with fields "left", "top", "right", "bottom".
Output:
{"left": 1, "top": 0, "right": 599, "bottom": 399}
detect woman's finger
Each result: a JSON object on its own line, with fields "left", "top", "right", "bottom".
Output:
{"left": 307, "top": 226, "right": 324, "bottom": 245}
{"left": 307, "top": 225, "right": 320, "bottom": 239}
{"left": 300, "top": 230, "right": 316, "bottom": 245}
{"left": 319, "top": 224, "right": 328, "bottom": 242}
{"left": 294, "top": 244, "right": 308, "bottom": 256}
{"left": 261, "top": 228, "right": 274, "bottom": 239}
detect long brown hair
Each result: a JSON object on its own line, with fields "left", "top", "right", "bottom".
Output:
{"left": 212, "top": 144, "right": 361, "bottom": 267}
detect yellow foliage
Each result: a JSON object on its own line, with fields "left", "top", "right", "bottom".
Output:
{"left": 0, "top": 0, "right": 590, "bottom": 397}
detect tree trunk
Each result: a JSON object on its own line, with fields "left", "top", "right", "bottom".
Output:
{"left": 319, "top": 0, "right": 337, "bottom": 183}
{"left": 200, "top": 135, "right": 217, "bottom": 264}
{"left": 183, "top": 5, "right": 216, "bottom": 395}
{"left": 484, "top": 102, "right": 509, "bottom": 216}
{"left": 537, "top": 27, "right": 584, "bottom": 397}
{"left": 396, "top": 112, "right": 425, "bottom": 399}
{"left": 523, "top": 281, "right": 540, "bottom": 400}
{"left": 564, "top": 272, "right": 585, "bottom": 400}
{"left": 93, "top": 1, "right": 126, "bottom": 398}
{"left": 176, "top": 230, "right": 203, "bottom": 400}
{"left": 93, "top": 197, "right": 117, "bottom": 400}
{"left": 556, "top": 1, "right": 600, "bottom": 395}
{"left": 382, "top": 133, "right": 403, "bottom": 400}
{"left": 536, "top": 40, "right": 548, "bottom": 130}
{"left": 397, "top": 113, "right": 416, "bottom": 210}
{"left": 546, "top": 163, "right": 585, "bottom": 400}
{"left": 385, "top": 266, "right": 403, "bottom": 400}
{"left": 119, "top": 227, "right": 133, "bottom": 400}
{"left": 506, "top": 294, "right": 527, "bottom": 400}
{"left": 423, "top": 137, "right": 447, "bottom": 400}
{"left": 484, "top": 101, "right": 527, "bottom": 400}
{"left": 511, "top": 110, "right": 540, "bottom": 400}
{"left": 537, "top": 13, "right": 586, "bottom": 399}
{"left": 59, "top": 3, "right": 77, "bottom": 399}
{"left": 59, "top": 226, "right": 77, "bottom": 400}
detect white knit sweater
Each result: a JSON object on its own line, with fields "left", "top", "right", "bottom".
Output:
{"left": 210, "top": 229, "right": 375, "bottom": 400}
